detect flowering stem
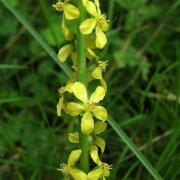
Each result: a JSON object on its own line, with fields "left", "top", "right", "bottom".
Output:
{"left": 77, "top": 0, "right": 89, "bottom": 173}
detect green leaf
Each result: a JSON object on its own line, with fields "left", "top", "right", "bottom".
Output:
{"left": 0, "top": 64, "right": 26, "bottom": 70}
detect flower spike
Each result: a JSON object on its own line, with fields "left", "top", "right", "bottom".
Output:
{"left": 54, "top": 0, "right": 111, "bottom": 178}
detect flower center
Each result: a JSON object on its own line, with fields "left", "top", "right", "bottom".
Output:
{"left": 101, "top": 163, "right": 112, "bottom": 171}
{"left": 53, "top": 2, "right": 64, "bottom": 12}
{"left": 85, "top": 101, "right": 96, "bottom": 111}
{"left": 97, "top": 15, "right": 108, "bottom": 29}
{"left": 58, "top": 163, "right": 69, "bottom": 176}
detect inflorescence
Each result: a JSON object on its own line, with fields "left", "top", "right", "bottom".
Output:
{"left": 53, "top": 0, "right": 111, "bottom": 179}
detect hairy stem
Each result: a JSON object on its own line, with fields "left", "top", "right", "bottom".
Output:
{"left": 77, "top": 0, "right": 89, "bottom": 173}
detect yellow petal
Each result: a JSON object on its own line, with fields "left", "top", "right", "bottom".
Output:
{"left": 85, "top": 1, "right": 97, "bottom": 17}
{"left": 92, "top": 106, "right": 107, "bottom": 121}
{"left": 70, "top": 168, "right": 87, "bottom": 180}
{"left": 95, "top": 136, "right": 106, "bottom": 153}
{"left": 101, "top": 20, "right": 109, "bottom": 32}
{"left": 68, "top": 149, "right": 81, "bottom": 167}
{"left": 87, "top": 48, "right": 97, "bottom": 60}
{"left": 94, "top": 121, "right": 107, "bottom": 134}
{"left": 64, "top": 83, "right": 73, "bottom": 93}
{"left": 71, "top": 51, "right": 77, "bottom": 66}
{"left": 89, "top": 145, "right": 102, "bottom": 165}
{"left": 81, "top": 111, "right": 94, "bottom": 135}
{"left": 92, "top": 67, "right": 102, "bottom": 79}
{"left": 58, "top": 44, "right": 74, "bottom": 62}
{"left": 64, "top": 3, "right": 80, "bottom": 20}
{"left": 100, "top": 79, "right": 107, "bottom": 92}
{"left": 56, "top": 96, "right": 64, "bottom": 116}
{"left": 68, "top": 132, "right": 79, "bottom": 143}
{"left": 66, "top": 102, "right": 83, "bottom": 116}
{"left": 88, "top": 168, "right": 102, "bottom": 180}
{"left": 73, "top": 82, "right": 88, "bottom": 103}
{"left": 95, "top": 26, "right": 107, "bottom": 49}
{"left": 90, "top": 86, "right": 105, "bottom": 103}
{"left": 82, "top": 0, "right": 88, "bottom": 6}
{"left": 94, "top": 0, "right": 101, "bottom": 15}
{"left": 80, "top": 18, "right": 97, "bottom": 34}
{"left": 62, "top": 19, "right": 74, "bottom": 41}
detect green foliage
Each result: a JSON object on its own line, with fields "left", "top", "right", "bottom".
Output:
{"left": 0, "top": 0, "right": 179, "bottom": 179}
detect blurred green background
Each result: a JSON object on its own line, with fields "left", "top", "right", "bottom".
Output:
{"left": 0, "top": 0, "right": 180, "bottom": 179}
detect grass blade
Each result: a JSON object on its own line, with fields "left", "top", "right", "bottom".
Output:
{"left": 0, "top": 0, "right": 71, "bottom": 77}
{"left": 108, "top": 115, "right": 163, "bottom": 180}
{"left": 0, "top": 64, "right": 26, "bottom": 70}
{"left": 0, "top": 97, "right": 30, "bottom": 104}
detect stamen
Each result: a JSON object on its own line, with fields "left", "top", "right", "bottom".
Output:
{"left": 99, "top": 61, "right": 108, "bottom": 71}
{"left": 87, "top": 101, "right": 96, "bottom": 110}
{"left": 58, "top": 87, "right": 65, "bottom": 96}
{"left": 101, "top": 162, "right": 112, "bottom": 171}
{"left": 57, "top": 163, "right": 69, "bottom": 175}
{"left": 97, "top": 15, "right": 107, "bottom": 25}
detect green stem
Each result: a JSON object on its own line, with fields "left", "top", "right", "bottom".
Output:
{"left": 77, "top": 0, "right": 89, "bottom": 173}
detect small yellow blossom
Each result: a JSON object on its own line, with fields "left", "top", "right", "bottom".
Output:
{"left": 66, "top": 82, "right": 107, "bottom": 134}
{"left": 68, "top": 121, "right": 107, "bottom": 160}
{"left": 58, "top": 149, "right": 87, "bottom": 180}
{"left": 87, "top": 162, "right": 112, "bottom": 180}
{"left": 80, "top": 0, "right": 109, "bottom": 49}
{"left": 92, "top": 60, "right": 108, "bottom": 90}
{"left": 53, "top": 0, "right": 80, "bottom": 20}
{"left": 56, "top": 83, "right": 73, "bottom": 116}
{"left": 92, "top": 61, "right": 108, "bottom": 80}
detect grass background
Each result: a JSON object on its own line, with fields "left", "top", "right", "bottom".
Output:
{"left": 0, "top": 0, "right": 180, "bottom": 179}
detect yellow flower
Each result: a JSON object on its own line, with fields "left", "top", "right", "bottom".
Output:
{"left": 53, "top": 0, "right": 80, "bottom": 20}
{"left": 68, "top": 121, "right": 107, "bottom": 165}
{"left": 80, "top": 0, "right": 109, "bottom": 49}
{"left": 66, "top": 82, "right": 107, "bottom": 134}
{"left": 58, "top": 39, "right": 97, "bottom": 64}
{"left": 92, "top": 60, "right": 108, "bottom": 91}
{"left": 58, "top": 149, "right": 87, "bottom": 180}
{"left": 56, "top": 83, "right": 73, "bottom": 116}
{"left": 92, "top": 61, "right": 108, "bottom": 79}
{"left": 87, "top": 162, "right": 112, "bottom": 180}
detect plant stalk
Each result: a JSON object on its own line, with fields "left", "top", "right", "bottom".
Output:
{"left": 77, "top": 0, "right": 89, "bottom": 173}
